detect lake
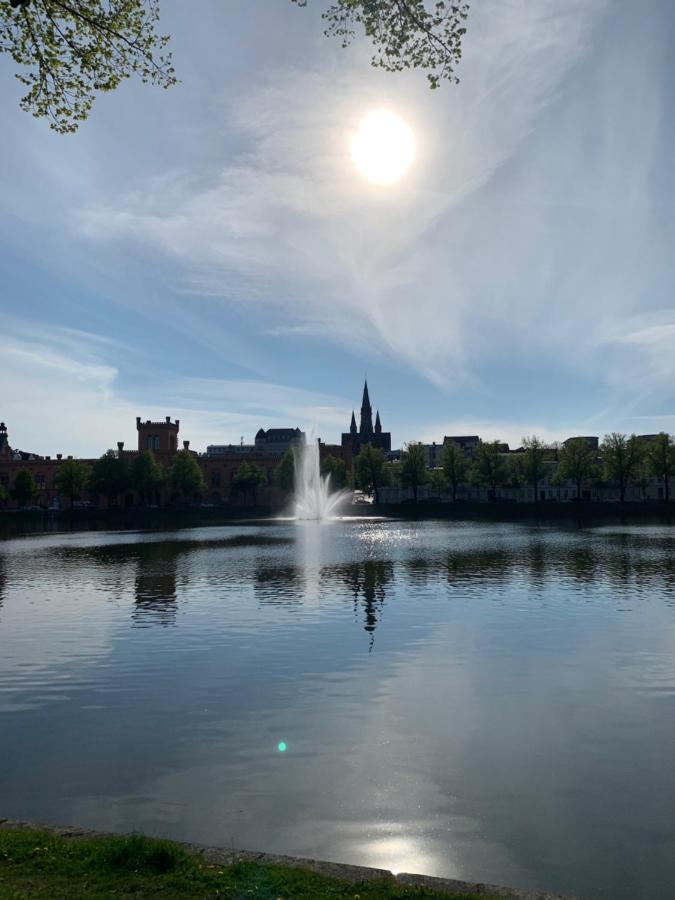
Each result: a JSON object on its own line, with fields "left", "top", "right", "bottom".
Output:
{"left": 1, "top": 518, "right": 674, "bottom": 898}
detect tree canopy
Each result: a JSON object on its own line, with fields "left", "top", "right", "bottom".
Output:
{"left": 1, "top": 1, "right": 469, "bottom": 132}
{"left": 646, "top": 432, "right": 675, "bottom": 502}
{"left": 88, "top": 449, "right": 130, "bottom": 502}
{"left": 470, "top": 440, "right": 507, "bottom": 499}
{"left": 11, "top": 468, "right": 37, "bottom": 505}
{"left": 232, "top": 461, "right": 267, "bottom": 503}
{"left": 273, "top": 450, "right": 296, "bottom": 495}
{"left": 55, "top": 457, "right": 90, "bottom": 506}
{"left": 399, "top": 441, "right": 428, "bottom": 502}
{"left": 558, "top": 439, "right": 598, "bottom": 501}
{"left": 321, "top": 453, "right": 349, "bottom": 490}
{"left": 130, "top": 449, "right": 164, "bottom": 504}
{"left": 440, "top": 440, "right": 466, "bottom": 501}
{"left": 601, "top": 433, "right": 643, "bottom": 504}
{"left": 354, "top": 443, "right": 387, "bottom": 504}
{"left": 169, "top": 449, "right": 206, "bottom": 501}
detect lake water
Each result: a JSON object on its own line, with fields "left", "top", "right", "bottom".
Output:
{"left": 1, "top": 518, "right": 675, "bottom": 899}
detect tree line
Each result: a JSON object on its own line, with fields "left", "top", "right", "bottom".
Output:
{"left": 352, "top": 431, "right": 675, "bottom": 504}
{"left": 4, "top": 448, "right": 207, "bottom": 508}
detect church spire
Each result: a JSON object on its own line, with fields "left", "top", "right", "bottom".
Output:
{"left": 361, "top": 379, "right": 371, "bottom": 411}
{"left": 359, "top": 379, "right": 373, "bottom": 437}
{"left": 375, "top": 410, "right": 381, "bottom": 434}
{"left": 350, "top": 410, "right": 357, "bottom": 434}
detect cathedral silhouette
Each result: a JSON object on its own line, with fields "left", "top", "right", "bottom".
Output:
{"left": 341, "top": 380, "right": 391, "bottom": 456}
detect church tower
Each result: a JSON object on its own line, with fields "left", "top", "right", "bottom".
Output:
{"left": 341, "top": 381, "right": 392, "bottom": 458}
{"left": 359, "top": 380, "right": 373, "bottom": 439}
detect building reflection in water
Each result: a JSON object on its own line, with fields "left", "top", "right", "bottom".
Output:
{"left": 338, "top": 560, "right": 394, "bottom": 650}
{"left": 0, "top": 553, "right": 5, "bottom": 609}
{"left": 133, "top": 543, "right": 178, "bottom": 627}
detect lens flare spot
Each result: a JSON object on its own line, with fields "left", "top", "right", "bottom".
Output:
{"left": 277, "top": 741, "right": 287, "bottom": 753}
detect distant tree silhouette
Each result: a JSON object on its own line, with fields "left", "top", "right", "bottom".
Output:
{"left": 55, "top": 458, "right": 90, "bottom": 509}
{"left": 558, "top": 439, "right": 598, "bottom": 501}
{"left": 399, "top": 442, "right": 428, "bottom": 503}
{"left": 354, "top": 444, "right": 387, "bottom": 504}
{"left": 89, "top": 450, "right": 130, "bottom": 505}
{"left": 12, "top": 469, "right": 37, "bottom": 506}
{"left": 647, "top": 432, "right": 675, "bottom": 502}
{"left": 440, "top": 441, "right": 467, "bottom": 501}
{"left": 130, "top": 450, "right": 164, "bottom": 505}
{"left": 601, "top": 433, "right": 643, "bottom": 503}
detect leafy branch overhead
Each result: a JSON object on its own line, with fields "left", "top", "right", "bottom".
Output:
{"left": 1, "top": 0, "right": 469, "bottom": 133}
{"left": 296, "top": 0, "right": 469, "bottom": 88}
{"left": 0, "top": 0, "right": 175, "bottom": 132}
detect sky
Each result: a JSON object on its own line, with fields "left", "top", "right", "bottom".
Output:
{"left": 1, "top": 0, "right": 674, "bottom": 457}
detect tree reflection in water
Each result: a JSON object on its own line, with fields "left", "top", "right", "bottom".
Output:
{"left": 132, "top": 542, "right": 178, "bottom": 628}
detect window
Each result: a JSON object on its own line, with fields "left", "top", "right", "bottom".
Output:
{"left": 36, "top": 473, "right": 45, "bottom": 489}
{"left": 211, "top": 470, "right": 221, "bottom": 488}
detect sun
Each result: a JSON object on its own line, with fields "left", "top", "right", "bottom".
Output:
{"left": 350, "top": 109, "right": 416, "bottom": 186}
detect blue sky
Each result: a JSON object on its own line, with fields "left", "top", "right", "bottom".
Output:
{"left": 1, "top": 0, "right": 674, "bottom": 457}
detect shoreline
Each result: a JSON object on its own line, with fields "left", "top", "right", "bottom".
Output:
{"left": 0, "top": 500, "right": 673, "bottom": 538}
{"left": 0, "top": 817, "right": 579, "bottom": 900}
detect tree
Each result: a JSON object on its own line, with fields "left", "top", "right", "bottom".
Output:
{"left": 647, "top": 432, "right": 675, "bottom": 502}
{"left": 2, "top": 1, "right": 468, "bottom": 132}
{"left": 558, "top": 438, "right": 598, "bottom": 501}
{"left": 169, "top": 449, "right": 206, "bottom": 502}
{"left": 440, "top": 440, "right": 466, "bottom": 502}
{"left": 88, "top": 449, "right": 130, "bottom": 505}
{"left": 55, "top": 457, "right": 90, "bottom": 508}
{"left": 521, "top": 435, "right": 547, "bottom": 503}
{"left": 232, "top": 461, "right": 267, "bottom": 504}
{"left": 1, "top": 0, "right": 175, "bottom": 133}
{"left": 354, "top": 444, "right": 387, "bottom": 504}
{"left": 428, "top": 468, "right": 447, "bottom": 497}
{"left": 470, "top": 440, "right": 507, "bottom": 500}
{"left": 273, "top": 450, "right": 296, "bottom": 494}
{"left": 321, "top": 453, "right": 349, "bottom": 490}
{"left": 399, "top": 441, "right": 428, "bottom": 502}
{"left": 11, "top": 468, "right": 37, "bottom": 506}
{"left": 601, "top": 433, "right": 643, "bottom": 504}
{"left": 297, "top": 0, "right": 469, "bottom": 89}
{"left": 130, "top": 449, "right": 164, "bottom": 505}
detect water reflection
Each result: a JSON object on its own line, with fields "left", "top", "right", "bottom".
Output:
{"left": 133, "top": 543, "right": 178, "bottom": 628}
{"left": 3, "top": 521, "right": 675, "bottom": 900}
{"left": 334, "top": 560, "right": 393, "bottom": 649}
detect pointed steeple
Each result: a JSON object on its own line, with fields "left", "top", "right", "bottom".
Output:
{"left": 361, "top": 379, "right": 371, "bottom": 410}
{"left": 359, "top": 379, "right": 373, "bottom": 437}
{"left": 350, "top": 410, "right": 357, "bottom": 434}
{"left": 375, "top": 410, "right": 382, "bottom": 434}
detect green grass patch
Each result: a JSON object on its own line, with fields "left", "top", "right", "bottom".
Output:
{"left": 0, "top": 828, "right": 491, "bottom": 898}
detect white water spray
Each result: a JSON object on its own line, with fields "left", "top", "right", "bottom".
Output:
{"left": 293, "top": 440, "right": 350, "bottom": 520}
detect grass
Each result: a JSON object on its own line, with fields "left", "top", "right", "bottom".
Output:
{"left": 0, "top": 829, "right": 492, "bottom": 899}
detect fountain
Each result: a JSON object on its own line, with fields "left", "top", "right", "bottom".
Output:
{"left": 293, "top": 439, "right": 350, "bottom": 520}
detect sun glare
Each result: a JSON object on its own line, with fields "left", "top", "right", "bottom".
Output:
{"left": 350, "top": 109, "right": 416, "bottom": 186}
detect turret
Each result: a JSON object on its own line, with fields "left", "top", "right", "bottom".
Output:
{"left": 0, "top": 422, "right": 8, "bottom": 457}
{"left": 350, "top": 411, "right": 357, "bottom": 435}
{"left": 375, "top": 411, "right": 382, "bottom": 434}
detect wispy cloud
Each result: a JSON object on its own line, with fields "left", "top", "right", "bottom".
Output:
{"left": 2, "top": 319, "right": 350, "bottom": 456}
{"left": 78, "top": 0, "right": 611, "bottom": 387}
